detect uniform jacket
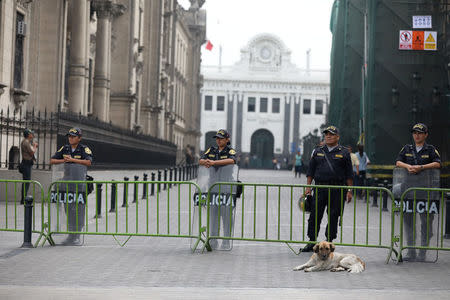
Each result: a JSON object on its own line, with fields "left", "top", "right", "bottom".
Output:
{"left": 396, "top": 143, "right": 441, "bottom": 166}
{"left": 307, "top": 145, "right": 353, "bottom": 183}
{"left": 201, "top": 145, "right": 237, "bottom": 163}
{"left": 51, "top": 144, "right": 93, "bottom": 162}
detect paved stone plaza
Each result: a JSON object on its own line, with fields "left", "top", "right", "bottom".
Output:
{"left": 1, "top": 169, "right": 449, "bottom": 299}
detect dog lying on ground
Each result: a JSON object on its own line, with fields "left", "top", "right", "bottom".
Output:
{"left": 293, "top": 241, "right": 365, "bottom": 273}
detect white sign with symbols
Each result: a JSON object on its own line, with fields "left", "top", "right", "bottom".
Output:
{"left": 413, "top": 16, "right": 432, "bottom": 29}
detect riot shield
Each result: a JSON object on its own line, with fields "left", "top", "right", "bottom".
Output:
{"left": 50, "top": 163, "right": 88, "bottom": 246}
{"left": 393, "top": 168, "right": 440, "bottom": 261}
{"left": 192, "top": 164, "right": 238, "bottom": 250}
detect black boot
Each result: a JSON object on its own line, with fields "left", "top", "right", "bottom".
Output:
{"left": 301, "top": 243, "right": 315, "bottom": 253}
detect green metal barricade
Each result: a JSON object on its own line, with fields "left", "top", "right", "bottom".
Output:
{"left": 41, "top": 180, "right": 205, "bottom": 251}
{"left": 205, "top": 182, "right": 397, "bottom": 263}
{"left": 397, "top": 187, "right": 450, "bottom": 262}
{"left": 0, "top": 179, "right": 46, "bottom": 247}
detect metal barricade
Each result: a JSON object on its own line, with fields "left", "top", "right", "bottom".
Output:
{"left": 0, "top": 179, "right": 46, "bottom": 247}
{"left": 42, "top": 177, "right": 204, "bottom": 250}
{"left": 204, "top": 181, "right": 397, "bottom": 262}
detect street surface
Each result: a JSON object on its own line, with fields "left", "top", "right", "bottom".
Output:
{"left": 1, "top": 169, "right": 449, "bottom": 299}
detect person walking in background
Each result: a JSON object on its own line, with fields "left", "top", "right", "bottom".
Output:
{"left": 355, "top": 144, "right": 370, "bottom": 198}
{"left": 348, "top": 145, "right": 359, "bottom": 192}
{"left": 20, "top": 129, "right": 38, "bottom": 204}
{"left": 294, "top": 150, "right": 302, "bottom": 178}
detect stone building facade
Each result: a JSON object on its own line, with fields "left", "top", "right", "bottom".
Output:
{"left": 200, "top": 34, "right": 330, "bottom": 168}
{"left": 0, "top": 0, "right": 206, "bottom": 170}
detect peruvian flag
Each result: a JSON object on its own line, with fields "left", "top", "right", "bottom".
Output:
{"left": 205, "top": 40, "right": 213, "bottom": 51}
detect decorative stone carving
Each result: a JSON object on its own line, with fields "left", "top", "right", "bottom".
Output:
{"left": 11, "top": 88, "right": 30, "bottom": 113}
{"left": 17, "top": 0, "right": 33, "bottom": 10}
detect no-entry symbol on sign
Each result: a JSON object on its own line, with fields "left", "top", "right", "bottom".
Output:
{"left": 399, "top": 30, "right": 412, "bottom": 49}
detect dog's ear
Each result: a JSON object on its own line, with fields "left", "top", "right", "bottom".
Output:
{"left": 313, "top": 243, "right": 319, "bottom": 253}
{"left": 330, "top": 243, "right": 335, "bottom": 252}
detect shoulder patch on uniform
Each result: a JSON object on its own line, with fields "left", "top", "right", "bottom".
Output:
{"left": 57, "top": 146, "right": 64, "bottom": 152}
{"left": 229, "top": 149, "right": 236, "bottom": 155}
{"left": 205, "top": 148, "right": 211, "bottom": 155}
{"left": 85, "top": 147, "right": 92, "bottom": 155}
{"left": 435, "top": 149, "right": 440, "bottom": 157}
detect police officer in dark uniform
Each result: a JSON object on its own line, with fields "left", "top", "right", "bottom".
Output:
{"left": 50, "top": 128, "right": 93, "bottom": 167}
{"left": 301, "top": 125, "right": 353, "bottom": 252}
{"left": 50, "top": 128, "right": 93, "bottom": 245}
{"left": 199, "top": 129, "right": 237, "bottom": 249}
{"left": 395, "top": 123, "right": 441, "bottom": 261}
{"left": 199, "top": 129, "right": 236, "bottom": 168}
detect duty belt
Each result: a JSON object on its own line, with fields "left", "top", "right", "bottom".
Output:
{"left": 315, "top": 180, "right": 345, "bottom": 185}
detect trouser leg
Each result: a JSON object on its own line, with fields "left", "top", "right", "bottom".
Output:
{"left": 21, "top": 165, "right": 32, "bottom": 203}
{"left": 307, "top": 191, "right": 326, "bottom": 241}
{"left": 221, "top": 205, "right": 235, "bottom": 238}
{"left": 403, "top": 212, "right": 416, "bottom": 246}
{"left": 325, "top": 189, "right": 344, "bottom": 242}
{"left": 209, "top": 205, "right": 219, "bottom": 248}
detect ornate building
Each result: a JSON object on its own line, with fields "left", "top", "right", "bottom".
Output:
{"left": 0, "top": 0, "right": 206, "bottom": 172}
{"left": 200, "top": 33, "right": 330, "bottom": 168}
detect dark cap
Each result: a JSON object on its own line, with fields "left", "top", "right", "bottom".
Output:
{"left": 66, "top": 128, "right": 82, "bottom": 137}
{"left": 213, "top": 129, "right": 230, "bottom": 139}
{"left": 322, "top": 125, "right": 339, "bottom": 135}
{"left": 411, "top": 123, "right": 428, "bottom": 133}
{"left": 23, "top": 128, "right": 34, "bottom": 138}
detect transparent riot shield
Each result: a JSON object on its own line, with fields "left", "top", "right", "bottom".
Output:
{"left": 393, "top": 168, "right": 440, "bottom": 262}
{"left": 191, "top": 164, "right": 238, "bottom": 251}
{"left": 50, "top": 163, "right": 88, "bottom": 246}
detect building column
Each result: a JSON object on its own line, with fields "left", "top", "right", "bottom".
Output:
{"left": 92, "top": 0, "right": 113, "bottom": 122}
{"left": 235, "top": 93, "right": 244, "bottom": 151}
{"left": 68, "top": 0, "right": 88, "bottom": 114}
{"left": 283, "top": 95, "right": 291, "bottom": 155}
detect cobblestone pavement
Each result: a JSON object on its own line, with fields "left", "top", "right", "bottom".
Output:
{"left": 0, "top": 169, "right": 449, "bottom": 299}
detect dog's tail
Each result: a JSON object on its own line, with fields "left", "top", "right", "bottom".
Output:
{"left": 349, "top": 258, "right": 365, "bottom": 273}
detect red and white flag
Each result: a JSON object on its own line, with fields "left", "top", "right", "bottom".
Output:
{"left": 205, "top": 40, "right": 213, "bottom": 51}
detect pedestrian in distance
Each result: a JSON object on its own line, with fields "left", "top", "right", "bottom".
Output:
{"left": 19, "top": 129, "right": 38, "bottom": 204}
{"left": 50, "top": 128, "right": 93, "bottom": 246}
{"left": 395, "top": 123, "right": 441, "bottom": 261}
{"left": 199, "top": 129, "right": 237, "bottom": 249}
{"left": 355, "top": 144, "right": 370, "bottom": 198}
{"left": 301, "top": 126, "right": 353, "bottom": 252}
{"left": 294, "top": 150, "right": 302, "bottom": 178}
{"left": 348, "top": 145, "right": 360, "bottom": 195}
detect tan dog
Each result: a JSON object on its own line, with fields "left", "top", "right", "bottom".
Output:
{"left": 293, "top": 241, "right": 365, "bottom": 273}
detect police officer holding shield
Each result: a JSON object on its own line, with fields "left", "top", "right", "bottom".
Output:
{"left": 395, "top": 123, "right": 441, "bottom": 261}
{"left": 50, "top": 128, "right": 93, "bottom": 245}
{"left": 199, "top": 129, "right": 237, "bottom": 249}
{"left": 301, "top": 126, "right": 353, "bottom": 252}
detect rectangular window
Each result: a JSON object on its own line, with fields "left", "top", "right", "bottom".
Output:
{"left": 260, "top": 97, "right": 268, "bottom": 113}
{"left": 315, "top": 99, "right": 324, "bottom": 115}
{"left": 217, "top": 96, "right": 225, "bottom": 111}
{"left": 204, "top": 95, "right": 213, "bottom": 111}
{"left": 272, "top": 98, "right": 280, "bottom": 113}
{"left": 303, "top": 99, "right": 311, "bottom": 114}
{"left": 14, "top": 12, "right": 25, "bottom": 89}
{"left": 248, "top": 97, "right": 256, "bottom": 112}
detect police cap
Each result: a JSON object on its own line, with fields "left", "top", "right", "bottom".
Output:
{"left": 23, "top": 128, "right": 34, "bottom": 138}
{"left": 213, "top": 129, "right": 230, "bottom": 139}
{"left": 411, "top": 123, "right": 428, "bottom": 133}
{"left": 322, "top": 125, "right": 339, "bottom": 135}
{"left": 66, "top": 128, "right": 82, "bottom": 137}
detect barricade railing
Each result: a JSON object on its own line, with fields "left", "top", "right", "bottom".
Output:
{"left": 205, "top": 182, "right": 397, "bottom": 262}
{"left": 41, "top": 180, "right": 205, "bottom": 251}
{"left": 397, "top": 187, "right": 450, "bottom": 262}
{"left": 0, "top": 179, "right": 46, "bottom": 246}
